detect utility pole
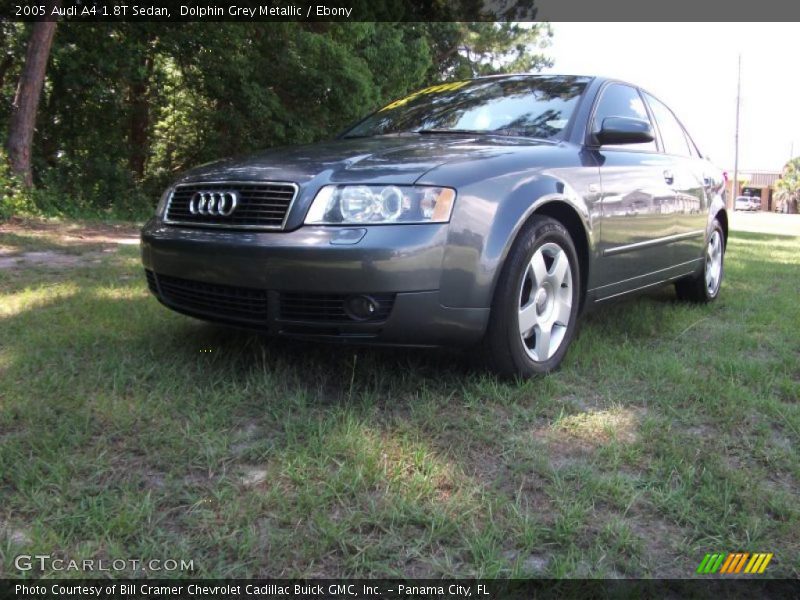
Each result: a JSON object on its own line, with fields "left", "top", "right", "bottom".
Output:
{"left": 732, "top": 54, "right": 741, "bottom": 207}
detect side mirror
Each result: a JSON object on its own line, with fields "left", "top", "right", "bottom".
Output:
{"left": 595, "top": 117, "right": 654, "bottom": 145}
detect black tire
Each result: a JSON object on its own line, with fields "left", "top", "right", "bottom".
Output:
{"left": 481, "top": 215, "right": 581, "bottom": 378}
{"left": 675, "top": 218, "right": 725, "bottom": 303}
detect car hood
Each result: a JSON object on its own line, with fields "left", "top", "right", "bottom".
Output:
{"left": 177, "top": 134, "right": 557, "bottom": 187}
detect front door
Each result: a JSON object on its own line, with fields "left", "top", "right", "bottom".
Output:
{"left": 590, "top": 83, "right": 677, "bottom": 298}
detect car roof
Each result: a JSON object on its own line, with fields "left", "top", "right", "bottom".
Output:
{"left": 474, "top": 73, "right": 598, "bottom": 82}
{"left": 474, "top": 72, "right": 657, "bottom": 93}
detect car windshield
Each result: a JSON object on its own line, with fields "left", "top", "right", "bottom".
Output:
{"left": 342, "top": 75, "right": 591, "bottom": 140}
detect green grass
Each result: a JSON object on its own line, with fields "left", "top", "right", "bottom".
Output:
{"left": 0, "top": 221, "right": 798, "bottom": 578}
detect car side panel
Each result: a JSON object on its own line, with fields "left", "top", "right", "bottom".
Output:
{"left": 592, "top": 148, "right": 678, "bottom": 297}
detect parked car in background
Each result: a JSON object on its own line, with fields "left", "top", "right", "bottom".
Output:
{"left": 735, "top": 195, "right": 760, "bottom": 211}
{"left": 142, "top": 75, "right": 728, "bottom": 377}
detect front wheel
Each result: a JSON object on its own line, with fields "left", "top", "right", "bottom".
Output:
{"left": 675, "top": 219, "right": 725, "bottom": 302}
{"left": 481, "top": 216, "right": 581, "bottom": 378}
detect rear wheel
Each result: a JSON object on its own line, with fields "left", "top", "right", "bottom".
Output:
{"left": 675, "top": 219, "right": 725, "bottom": 302}
{"left": 481, "top": 216, "right": 581, "bottom": 378}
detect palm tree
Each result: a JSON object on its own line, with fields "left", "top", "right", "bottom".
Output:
{"left": 775, "top": 157, "right": 800, "bottom": 213}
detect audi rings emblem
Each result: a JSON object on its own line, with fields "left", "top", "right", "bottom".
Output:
{"left": 189, "top": 191, "right": 239, "bottom": 216}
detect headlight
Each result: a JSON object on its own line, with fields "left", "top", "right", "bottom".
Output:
{"left": 305, "top": 185, "right": 456, "bottom": 225}
{"left": 155, "top": 186, "right": 174, "bottom": 217}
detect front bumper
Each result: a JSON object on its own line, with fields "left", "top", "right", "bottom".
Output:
{"left": 140, "top": 219, "right": 488, "bottom": 346}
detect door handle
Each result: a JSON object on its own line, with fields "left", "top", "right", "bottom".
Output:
{"left": 663, "top": 170, "right": 674, "bottom": 185}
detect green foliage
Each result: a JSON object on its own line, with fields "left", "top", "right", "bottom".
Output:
{"left": 0, "top": 22, "right": 27, "bottom": 111}
{"left": 1, "top": 22, "right": 552, "bottom": 217}
{"left": 775, "top": 157, "right": 800, "bottom": 213}
{"left": 421, "top": 22, "right": 552, "bottom": 80}
{"left": 0, "top": 149, "right": 36, "bottom": 220}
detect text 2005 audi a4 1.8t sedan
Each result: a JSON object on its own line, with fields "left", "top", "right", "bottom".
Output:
{"left": 141, "top": 74, "right": 727, "bottom": 377}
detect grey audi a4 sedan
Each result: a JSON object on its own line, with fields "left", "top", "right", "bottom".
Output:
{"left": 141, "top": 74, "right": 727, "bottom": 377}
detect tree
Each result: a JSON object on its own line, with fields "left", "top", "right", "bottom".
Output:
{"left": 422, "top": 23, "right": 552, "bottom": 81}
{"left": 127, "top": 27, "right": 158, "bottom": 179}
{"left": 6, "top": 3, "right": 59, "bottom": 187}
{"left": 7, "top": 21, "right": 553, "bottom": 216}
{"left": 775, "top": 157, "right": 800, "bottom": 214}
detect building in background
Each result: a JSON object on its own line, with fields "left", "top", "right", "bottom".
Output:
{"left": 727, "top": 170, "right": 781, "bottom": 211}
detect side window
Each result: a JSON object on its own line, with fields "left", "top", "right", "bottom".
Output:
{"left": 682, "top": 126, "right": 702, "bottom": 158}
{"left": 643, "top": 92, "right": 692, "bottom": 157}
{"left": 592, "top": 83, "right": 657, "bottom": 152}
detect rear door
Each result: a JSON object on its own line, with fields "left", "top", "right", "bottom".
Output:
{"left": 641, "top": 92, "right": 707, "bottom": 268}
{"left": 591, "top": 82, "right": 677, "bottom": 297}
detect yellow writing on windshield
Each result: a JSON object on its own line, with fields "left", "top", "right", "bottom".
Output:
{"left": 378, "top": 81, "right": 471, "bottom": 112}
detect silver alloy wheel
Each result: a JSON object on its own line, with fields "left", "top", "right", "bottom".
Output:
{"left": 705, "top": 230, "right": 723, "bottom": 295}
{"left": 518, "top": 242, "right": 573, "bottom": 362}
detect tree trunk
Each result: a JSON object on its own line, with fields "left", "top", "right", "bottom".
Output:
{"left": 128, "top": 51, "right": 155, "bottom": 179}
{"left": 6, "top": 9, "right": 59, "bottom": 187}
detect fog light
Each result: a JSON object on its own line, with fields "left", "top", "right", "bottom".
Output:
{"left": 344, "top": 295, "right": 379, "bottom": 321}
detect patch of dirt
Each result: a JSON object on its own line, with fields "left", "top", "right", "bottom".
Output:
{"left": 240, "top": 466, "right": 269, "bottom": 487}
{"left": 0, "top": 218, "right": 140, "bottom": 270}
{"left": 542, "top": 439, "right": 595, "bottom": 470}
{"left": 683, "top": 423, "right": 715, "bottom": 437}
{"left": 770, "top": 428, "right": 794, "bottom": 452}
{"left": 458, "top": 444, "right": 557, "bottom": 530}
{"left": 764, "top": 471, "right": 799, "bottom": 497}
{"left": 230, "top": 421, "right": 264, "bottom": 456}
{"left": 0, "top": 250, "right": 109, "bottom": 270}
{"left": 0, "top": 217, "right": 140, "bottom": 245}
{"left": 632, "top": 519, "right": 692, "bottom": 577}
{"left": 140, "top": 469, "right": 167, "bottom": 491}
{"left": 503, "top": 549, "right": 549, "bottom": 574}
{"left": 0, "top": 520, "right": 33, "bottom": 547}
{"left": 182, "top": 471, "right": 214, "bottom": 488}
{"left": 402, "top": 558, "right": 443, "bottom": 578}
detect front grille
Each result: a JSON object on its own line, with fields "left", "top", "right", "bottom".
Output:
{"left": 280, "top": 292, "right": 395, "bottom": 323}
{"left": 148, "top": 271, "right": 268, "bottom": 323}
{"left": 165, "top": 181, "right": 298, "bottom": 230}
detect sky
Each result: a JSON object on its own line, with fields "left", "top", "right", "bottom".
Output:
{"left": 539, "top": 23, "right": 800, "bottom": 172}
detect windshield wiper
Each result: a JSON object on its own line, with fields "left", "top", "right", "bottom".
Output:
{"left": 340, "top": 132, "right": 420, "bottom": 140}
{"left": 418, "top": 128, "right": 556, "bottom": 143}
{"left": 415, "top": 128, "right": 541, "bottom": 138}
{"left": 416, "top": 128, "right": 496, "bottom": 136}
{"left": 343, "top": 129, "right": 544, "bottom": 139}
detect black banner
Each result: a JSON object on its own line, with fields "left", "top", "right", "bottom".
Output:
{"left": 4, "top": 0, "right": 800, "bottom": 22}
{"left": 2, "top": 579, "right": 799, "bottom": 600}
{"left": 6, "top": 0, "right": 537, "bottom": 22}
